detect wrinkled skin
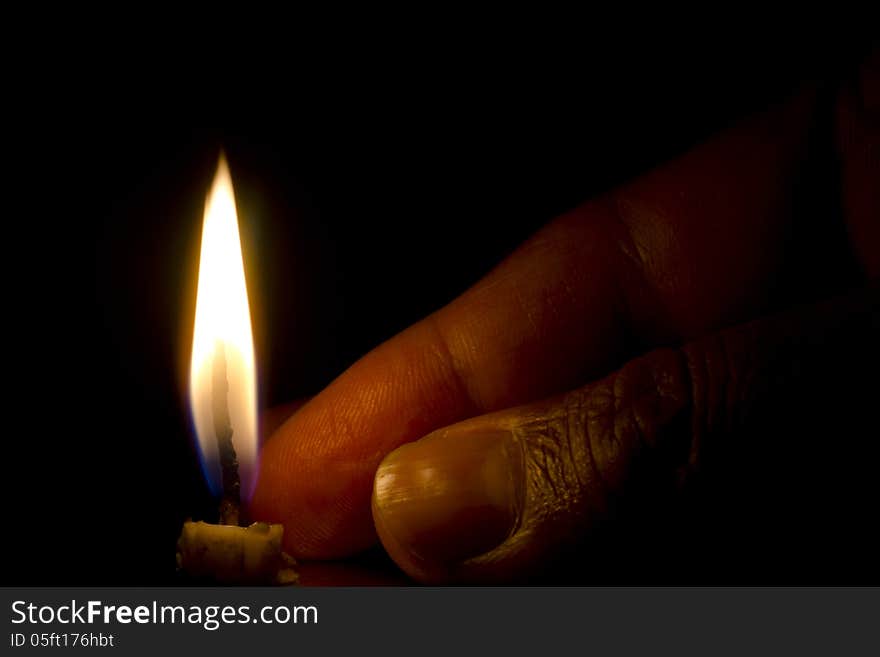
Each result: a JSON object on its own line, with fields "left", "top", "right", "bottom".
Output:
{"left": 252, "top": 51, "right": 880, "bottom": 583}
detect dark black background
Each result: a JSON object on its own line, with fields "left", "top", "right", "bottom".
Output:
{"left": 5, "top": 31, "right": 875, "bottom": 584}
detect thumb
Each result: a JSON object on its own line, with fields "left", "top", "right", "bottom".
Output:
{"left": 371, "top": 289, "right": 879, "bottom": 583}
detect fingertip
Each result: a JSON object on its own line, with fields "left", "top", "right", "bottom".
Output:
{"left": 251, "top": 413, "right": 379, "bottom": 559}
{"left": 371, "top": 428, "right": 523, "bottom": 584}
{"left": 371, "top": 464, "right": 449, "bottom": 584}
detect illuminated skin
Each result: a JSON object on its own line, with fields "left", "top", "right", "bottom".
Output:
{"left": 251, "top": 51, "right": 879, "bottom": 582}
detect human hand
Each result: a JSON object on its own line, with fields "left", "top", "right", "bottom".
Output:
{"left": 252, "top": 50, "right": 879, "bottom": 583}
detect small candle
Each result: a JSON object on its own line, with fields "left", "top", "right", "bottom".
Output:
{"left": 177, "top": 154, "right": 297, "bottom": 585}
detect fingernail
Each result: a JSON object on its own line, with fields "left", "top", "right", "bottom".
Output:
{"left": 373, "top": 429, "right": 523, "bottom": 565}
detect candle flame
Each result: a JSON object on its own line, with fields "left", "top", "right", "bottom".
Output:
{"left": 190, "top": 155, "right": 257, "bottom": 501}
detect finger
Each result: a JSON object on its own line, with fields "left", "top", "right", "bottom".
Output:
{"left": 372, "top": 290, "right": 879, "bottom": 582}
{"left": 253, "top": 87, "right": 823, "bottom": 558}
{"left": 260, "top": 398, "right": 310, "bottom": 444}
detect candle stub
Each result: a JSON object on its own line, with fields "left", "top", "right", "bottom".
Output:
{"left": 177, "top": 520, "right": 298, "bottom": 585}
